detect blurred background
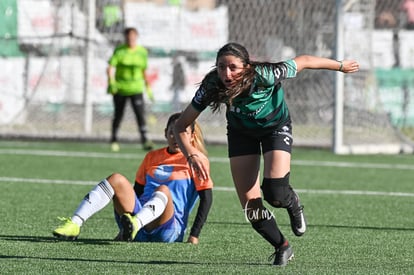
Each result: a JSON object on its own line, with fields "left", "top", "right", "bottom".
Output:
{"left": 1, "top": 0, "right": 413, "bottom": 153}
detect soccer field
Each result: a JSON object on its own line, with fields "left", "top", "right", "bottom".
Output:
{"left": 0, "top": 140, "right": 413, "bottom": 274}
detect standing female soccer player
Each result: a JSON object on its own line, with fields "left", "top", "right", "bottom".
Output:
{"left": 107, "top": 27, "right": 154, "bottom": 152}
{"left": 174, "top": 43, "right": 359, "bottom": 266}
{"left": 53, "top": 113, "right": 213, "bottom": 244}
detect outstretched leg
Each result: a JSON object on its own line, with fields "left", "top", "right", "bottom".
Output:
{"left": 53, "top": 173, "right": 134, "bottom": 240}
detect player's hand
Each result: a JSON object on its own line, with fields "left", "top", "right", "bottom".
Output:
{"left": 146, "top": 85, "right": 155, "bottom": 102}
{"left": 107, "top": 79, "right": 118, "bottom": 95}
{"left": 187, "top": 154, "right": 208, "bottom": 181}
{"left": 340, "top": 60, "right": 359, "bottom": 73}
{"left": 187, "top": 235, "right": 199, "bottom": 244}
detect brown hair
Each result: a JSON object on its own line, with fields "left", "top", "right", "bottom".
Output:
{"left": 124, "top": 27, "right": 138, "bottom": 36}
{"left": 166, "top": 113, "right": 207, "bottom": 155}
{"left": 200, "top": 42, "right": 256, "bottom": 112}
{"left": 200, "top": 43, "right": 291, "bottom": 112}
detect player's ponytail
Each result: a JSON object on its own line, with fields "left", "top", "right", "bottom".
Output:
{"left": 191, "top": 120, "right": 207, "bottom": 156}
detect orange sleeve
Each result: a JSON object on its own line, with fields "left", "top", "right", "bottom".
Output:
{"left": 135, "top": 153, "right": 150, "bottom": 186}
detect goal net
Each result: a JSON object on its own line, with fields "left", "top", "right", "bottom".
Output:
{"left": 0, "top": 0, "right": 413, "bottom": 153}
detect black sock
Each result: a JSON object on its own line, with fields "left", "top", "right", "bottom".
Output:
{"left": 251, "top": 216, "right": 285, "bottom": 248}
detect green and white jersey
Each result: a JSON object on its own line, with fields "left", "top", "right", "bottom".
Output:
{"left": 191, "top": 59, "right": 297, "bottom": 131}
{"left": 108, "top": 44, "right": 148, "bottom": 96}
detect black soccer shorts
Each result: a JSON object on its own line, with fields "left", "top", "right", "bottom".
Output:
{"left": 227, "top": 123, "right": 293, "bottom": 157}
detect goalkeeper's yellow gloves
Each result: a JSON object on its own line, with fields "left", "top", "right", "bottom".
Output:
{"left": 107, "top": 78, "right": 118, "bottom": 95}
{"left": 146, "top": 84, "right": 155, "bottom": 102}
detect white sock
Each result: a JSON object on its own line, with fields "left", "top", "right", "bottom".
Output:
{"left": 71, "top": 179, "right": 114, "bottom": 226}
{"left": 136, "top": 191, "right": 168, "bottom": 227}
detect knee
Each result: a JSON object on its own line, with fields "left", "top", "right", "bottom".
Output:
{"left": 155, "top": 185, "right": 171, "bottom": 197}
{"left": 152, "top": 186, "right": 170, "bottom": 205}
{"left": 261, "top": 173, "right": 293, "bottom": 208}
{"left": 106, "top": 173, "right": 129, "bottom": 188}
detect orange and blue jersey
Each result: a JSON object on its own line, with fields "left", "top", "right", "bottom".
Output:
{"left": 135, "top": 147, "right": 213, "bottom": 240}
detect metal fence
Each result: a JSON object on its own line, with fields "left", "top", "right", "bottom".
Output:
{"left": 1, "top": 0, "right": 413, "bottom": 152}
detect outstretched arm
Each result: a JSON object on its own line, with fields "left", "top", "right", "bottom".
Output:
{"left": 294, "top": 55, "right": 359, "bottom": 74}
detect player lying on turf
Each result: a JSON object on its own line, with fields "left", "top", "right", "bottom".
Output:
{"left": 53, "top": 113, "right": 213, "bottom": 244}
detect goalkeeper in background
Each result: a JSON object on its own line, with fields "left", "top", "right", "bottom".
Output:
{"left": 107, "top": 27, "right": 154, "bottom": 152}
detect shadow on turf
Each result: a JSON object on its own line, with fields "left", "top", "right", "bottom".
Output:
{"left": 204, "top": 221, "right": 414, "bottom": 231}
{"left": 0, "top": 254, "right": 200, "bottom": 265}
{"left": 0, "top": 254, "right": 269, "bottom": 267}
{"left": 208, "top": 221, "right": 248, "bottom": 226}
{"left": 0, "top": 235, "right": 271, "bottom": 267}
{"left": 0, "top": 235, "right": 114, "bottom": 245}
{"left": 309, "top": 224, "right": 414, "bottom": 232}
{"left": 207, "top": 221, "right": 414, "bottom": 232}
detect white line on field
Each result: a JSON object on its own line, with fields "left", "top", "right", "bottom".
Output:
{"left": 0, "top": 177, "right": 97, "bottom": 185}
{"left": 292, "top": 160, "right": 414, "bottom": 170}
{"left": 0, "top": 149, "right": 141, "bottom": 160}
{"left": 1, "top": 176, "right": 413, "bottom": 197}
{"left": 1, "top": 148, "right": 414, "bottom": 170}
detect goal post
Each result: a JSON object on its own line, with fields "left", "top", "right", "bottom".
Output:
{"left": 333, "top": 0, "right": 345, "bottom": 154}
{"left": 333, "top": 0, "right": 414, "bottom": 154}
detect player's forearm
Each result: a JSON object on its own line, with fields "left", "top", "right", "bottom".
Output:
{"left": 174, "top": 106, "right": 201, "bottom": 159}
{"left": 190, "top": 188, "right": 213, "bottom": 238}
{"left": 144, "top": 71, "right": 150, "bottom": 87}
{"left": 107, "top": 66, "right": 115, "bottom": 81}
{"left": 295, "top": 55, "right": 360, "bottom": 74}
{"left": 294, "top": 55, "right": 342, "bottom": 73}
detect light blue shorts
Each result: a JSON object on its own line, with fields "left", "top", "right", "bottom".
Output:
{"left": 131, "top": 195, "right": 182, "bottom": 243}
{"left": 134, "top": 214, "right": 182, "bottom": 243}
